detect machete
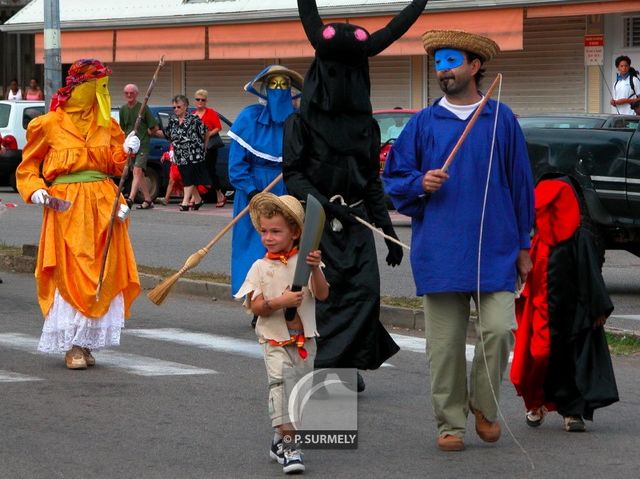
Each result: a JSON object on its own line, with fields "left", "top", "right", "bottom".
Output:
{"left": 284, "top": 193, "right": 325, "bottom": 321}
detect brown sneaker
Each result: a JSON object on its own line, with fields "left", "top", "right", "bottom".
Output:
{"left": 437, "top": 434, "right": 465, "bottom": 451}
{"left": 65, "top": 346, "right": 87, "bottom": 370}
{"left": 82, "top": 348, "right": 96, "bottom": 367}
{"left": 471, "top": 406, "right": 501, "bottom": 442}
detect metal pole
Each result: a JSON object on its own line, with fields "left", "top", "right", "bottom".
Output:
{"left": 43, "top": 0, "right": 61, "bottom": 106}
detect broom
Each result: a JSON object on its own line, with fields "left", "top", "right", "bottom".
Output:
{"left": 147, "top": 173, "right": 284, "bottom": 305}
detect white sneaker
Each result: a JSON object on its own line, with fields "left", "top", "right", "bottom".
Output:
{"left": 283, "top": 448, "right": 305, "bottom": 474}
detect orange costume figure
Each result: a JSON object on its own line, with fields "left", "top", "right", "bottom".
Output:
{"left": 16, "top": 59, "right": 141, "bottom": 369}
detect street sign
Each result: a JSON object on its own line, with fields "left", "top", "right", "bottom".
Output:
{"left": 584, "top": 34, "right": 604, "bottom": 66}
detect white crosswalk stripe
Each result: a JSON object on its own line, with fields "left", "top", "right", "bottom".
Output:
{"left": 125, "top": 328, "right": 262, "bottom": 358}
{"left": 0, "top": 332, "right": 217, "bottom": 377}
{"left": 0, "top": 369, "right": 43, "bottom": 382}
{"left": 390, "top": 333, "right": 513, "bottom": 363}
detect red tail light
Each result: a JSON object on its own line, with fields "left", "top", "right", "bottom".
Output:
{"left": 1, "top": 135, "right": 18, "bottom": 150}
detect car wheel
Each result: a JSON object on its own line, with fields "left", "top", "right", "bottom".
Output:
{"left": 9, "top": 172, "right": 17, "bottom": 192}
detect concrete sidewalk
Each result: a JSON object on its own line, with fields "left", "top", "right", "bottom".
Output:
{"left": 3, "top": 249, "right": 638, "bottom": 336}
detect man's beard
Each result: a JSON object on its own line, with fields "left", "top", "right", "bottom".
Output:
{"left": 438, "top": 74, "right": 466, "bottom": 95}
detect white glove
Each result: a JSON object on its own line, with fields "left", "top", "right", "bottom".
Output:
{"left": 31, "top": 189, "right": 48, "bottom": 205}
{"left": 123, "top": 131, "right": 141, "bottom": 154}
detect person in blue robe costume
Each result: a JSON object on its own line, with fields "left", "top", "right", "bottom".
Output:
{"left": 229, "top": 65, "right": 304, "bottom": 297}
{"left": 283, "top": 0, "right": 427, "bottom": 391}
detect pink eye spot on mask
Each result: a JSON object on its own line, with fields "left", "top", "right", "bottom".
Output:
{"left": 354, "top": 28, "right": 368, "bottom": 41}
{"left": 323, "top": 26, "right": 336, "bottom": 40}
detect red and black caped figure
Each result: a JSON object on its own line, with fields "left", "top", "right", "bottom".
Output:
{"left": 511, "top": 176, "right": 618, "bottom": 431}
{"left": 283, "top": 1, "right": 427, "bottom": 384}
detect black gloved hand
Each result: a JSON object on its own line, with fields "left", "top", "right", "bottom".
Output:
{"left": 247, "top": 189, "right": 260, "bottom": 201}
{"left": 382, "top": 225, "right": 403, "bottom": 267}
{"left": 323, "top": 202, "right": 358, "bottom": 226}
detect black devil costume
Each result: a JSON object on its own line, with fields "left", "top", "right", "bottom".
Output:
{"left": 283, "top": 0, "right": 427, "bottom": 369}
{"left": 511, "top": 177, "right": 618, "bottom": 421}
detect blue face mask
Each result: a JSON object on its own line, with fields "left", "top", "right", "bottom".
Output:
{"left": 434, "top": 49, "right": 465, "bottom": 72}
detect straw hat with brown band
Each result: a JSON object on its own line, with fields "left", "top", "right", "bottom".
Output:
{"left": 421, "top": 30, "right": 500, "bottom": 63}
{"left": 249, "top": 192, "right": 305, "bottom": 233}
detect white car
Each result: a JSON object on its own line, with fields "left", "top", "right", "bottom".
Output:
{"left": 0, "top": 100, "right": 46, "bottom": 190}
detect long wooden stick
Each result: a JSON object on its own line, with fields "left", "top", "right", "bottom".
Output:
{"left": 441, "top": 73, "right": 502, "bottom": 172}
{"left": 352, "top": 215, "right": 410, "bottom": 250}
{"left": 147, "top": 173, "right": 284, "bottom": 305}
{"left": 96, "top": 55, "right": 166, "bottom": 300}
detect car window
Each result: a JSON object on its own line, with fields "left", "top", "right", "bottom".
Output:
{"left": 376, "top": 113, "right": 414, "bottom": 143}
{"left": 22, "top": 107, "right": 45, "bottom": 130}
{"left": 0, "top": 103, "right": 10, "bottom": 128}
{"left": 518, "top": 117, "right": 603, "bottom": 129}
{"left": 602, "top": 117, "right": 640, "bottom": 129}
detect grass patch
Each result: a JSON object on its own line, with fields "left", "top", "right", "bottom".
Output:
{"left": 606, "top": 332, "right": 640, "bottom": 356}
{"left": 381, "top": 295, "right": 422, "bottom": 310}
{"left": 137, "top": 264, "right": 231, "bottom": 284}
{"left": 0, "top": 243, "right": 21, "bottom": 255}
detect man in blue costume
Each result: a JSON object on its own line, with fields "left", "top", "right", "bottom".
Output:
{"left": 382, "top": 30, "right": 534, "bottom": 452}
{"left": 229, "top": 65, "right": 304, "bottom": 307}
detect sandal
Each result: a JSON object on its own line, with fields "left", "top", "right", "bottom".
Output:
{"left": 192, "top": 200, "right": 205, "bottom": 211}
{"left": 215, "top": 197, "right": 227, "bottom": 208}
{"left": 179, "top": 204, "right": 190, "bottom": 211}
{"left": 126, "top": 197, "right": 134, "bottom": 208}
{"left": 136, "top": 201, "right": 154, "bottom": 210}
{"left": 525, "top": 407, "right": 547, "bottom": 427}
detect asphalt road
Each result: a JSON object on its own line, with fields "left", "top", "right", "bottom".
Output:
{"left": 1, "top": 271, "right": 639, "bottom": 479}
{"left": 1, "top": 187, "right": 640, "bottom": 307}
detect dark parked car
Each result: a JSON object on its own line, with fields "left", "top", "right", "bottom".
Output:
{"left": 520, "top": 113, "right": 640, "bottom": 257}
{"left": 112, "top": 106, "right": 233, "bottom": 201}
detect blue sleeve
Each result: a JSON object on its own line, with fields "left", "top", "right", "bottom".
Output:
{"left": 381, "top": 112, "right": 428, "bottom": 218}
{"left": 506, "top": 112, "right": 534, "bottom": 249}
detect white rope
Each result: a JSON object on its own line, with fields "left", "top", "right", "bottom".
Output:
{"left": 476, "top": 77, "right": 535, "bottom": 470}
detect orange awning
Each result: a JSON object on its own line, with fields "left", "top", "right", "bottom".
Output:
{"left": 35, "top": 30, "right": 114, "bottom": 64}
{"left": 527, "top": 1, "right": 640, "bottom": 18}
{"left": 208, "top": 20, "right": 342, "bottom": 60}
{"left": 209, "top": 9, "right": 523, "bottom": 59}
{"left": 116, "top": 26, "right": 205, "bottom": 61}
{"left": 355, "top": 8, "right": 524, "bottom": 55}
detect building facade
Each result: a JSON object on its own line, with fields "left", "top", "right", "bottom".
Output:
{"left": 1, "top": 0, "right": 639, "bottom": 121}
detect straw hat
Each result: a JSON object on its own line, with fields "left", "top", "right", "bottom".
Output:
{"left": 422, "top": 30, "right": 500, "bottom": 63}
{"left": 244, "top": 65, "right": 304, "bottom": 94}
{"left": 249, "top": 192, "right": 305, "bottom": 232}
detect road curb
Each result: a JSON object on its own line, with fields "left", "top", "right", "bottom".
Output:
{"left": 139, "top": 272, "right": 423, "bottom": 331}
{"left": 2, "top": 251, "right": 637, "bottom": 337}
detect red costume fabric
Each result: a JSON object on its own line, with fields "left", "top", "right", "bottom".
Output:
{"left": 510, "top": 179, "right": 581, "bottom": 411}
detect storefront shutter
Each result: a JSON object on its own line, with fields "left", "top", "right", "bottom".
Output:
{"left": 109, "top": 62, "right": 174, "bottom": 109}
{"left": 185, "top": 59, "right": 268, "bottom": 128}
{"left": 426, "top": 16, "right": 586, "bottom": 114}
{"left": 370, "top": 56, "right": 412, "bottom": 110}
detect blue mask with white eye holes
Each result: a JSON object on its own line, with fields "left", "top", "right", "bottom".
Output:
{"left": 434, "top": 49, "right": 465, "bottom": 72}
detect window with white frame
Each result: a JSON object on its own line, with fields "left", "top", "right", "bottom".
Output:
{"left": 624, "top": 17, "right": 640, "bottom": 48}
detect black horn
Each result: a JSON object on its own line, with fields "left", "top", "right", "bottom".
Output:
{"left": 368, "top": 0, "right": 428, "bottom": 56}
{"left": 298, "top": 0, "right": 324, "bottom": 48}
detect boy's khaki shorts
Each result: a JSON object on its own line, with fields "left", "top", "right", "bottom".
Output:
{"left": 263, "top": 339, "right": 317, "bottom": 427}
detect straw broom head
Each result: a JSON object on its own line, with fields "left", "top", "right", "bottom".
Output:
{"left": 147, "top": 248, "right": 208, "bottom": 305}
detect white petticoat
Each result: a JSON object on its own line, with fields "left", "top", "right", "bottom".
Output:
{"left": 38, "top": 289, "right": 125, "bottom": 353}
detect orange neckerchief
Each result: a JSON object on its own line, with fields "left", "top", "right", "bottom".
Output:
{"left": 265, "top": 247, "right": 299, "bottom": 265}
{"left": 269, "top": 333, "right": 308, "bottom": 359}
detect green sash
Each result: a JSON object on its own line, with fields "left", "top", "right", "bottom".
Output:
{"left": 52, "top": 170, "right": 108, "bottom": 185}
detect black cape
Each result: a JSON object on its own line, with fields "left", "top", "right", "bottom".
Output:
{"left": 283, "top": 113, "right": 399, "bottom": 369}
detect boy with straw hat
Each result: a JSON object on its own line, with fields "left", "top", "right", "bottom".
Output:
{"left": 235, "top": 192, "right": 329, "bottom": 474}
{"left": 383, "top": 30, "right": 534, "bottom": 451}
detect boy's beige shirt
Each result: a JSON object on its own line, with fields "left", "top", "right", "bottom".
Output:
{"left": 234, "top": 255, "right": 325, "bottom": 342}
